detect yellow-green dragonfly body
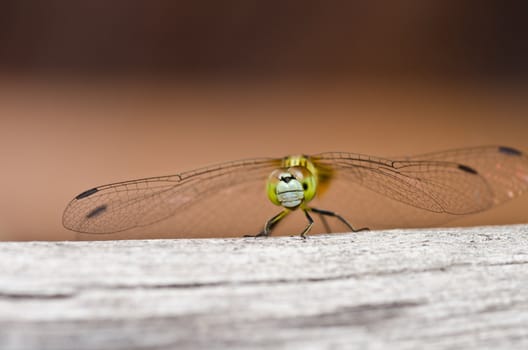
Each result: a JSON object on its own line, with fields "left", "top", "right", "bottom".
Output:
{"left": 63, "top": 146, "right": 528, "bottom": 239}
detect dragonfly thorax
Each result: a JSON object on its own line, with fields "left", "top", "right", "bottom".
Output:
{"left": 266, "top": 162, "right": 318, "bottom": 209}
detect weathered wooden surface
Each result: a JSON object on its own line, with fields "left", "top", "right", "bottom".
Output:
{"left": 1, "top": 225, "right": 528, "bottom": 350}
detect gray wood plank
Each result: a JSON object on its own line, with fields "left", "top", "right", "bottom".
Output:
{"left": 1, "top": 225, "right": 528, "bottom": 350}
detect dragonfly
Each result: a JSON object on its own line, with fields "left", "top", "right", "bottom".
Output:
{"left": 63, "top": 145, "right": 528, "bottom": 239}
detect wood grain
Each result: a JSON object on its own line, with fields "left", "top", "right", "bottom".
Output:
{"left": 1, "top": 225, "right": 528, "bottom": 349}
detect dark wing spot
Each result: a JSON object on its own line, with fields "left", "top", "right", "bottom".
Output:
{"left": 75, "top": 188, "right": 98, "bottom": 200}
{"left": 86, "top": 204, "right": 107, "bottom": 219}
{"left": 458, "top": 164, "right": 478, "bottom": 175}
{"left": 302, "top": 183, "right": 308, "bottom": 190}
{"left": 498, "top": 146, "right": 523, "bottom": 156}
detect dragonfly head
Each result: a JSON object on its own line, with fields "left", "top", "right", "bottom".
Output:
{"left": 267, "top": 166, "right": 317, "bottom": 208}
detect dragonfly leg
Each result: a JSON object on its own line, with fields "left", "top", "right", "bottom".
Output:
{"left": 310, "top": 207, "right": 369, "bottom": 232}
{"left": 317, "top": 213, "right": 332, "bottom": 233}
{"left": 244, "top": 210, "right": 289, "bottom": 238}
{"left": 299, "top": 210, "right": 314, "bottom": 239}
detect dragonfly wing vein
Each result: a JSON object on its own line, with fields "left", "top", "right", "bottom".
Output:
{"left": 63, "top": 158, "right": 280, "bottom": 234}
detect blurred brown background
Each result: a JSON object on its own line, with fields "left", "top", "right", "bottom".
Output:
{"left": 0, "top": 1, "right": 527, "bottom": 240}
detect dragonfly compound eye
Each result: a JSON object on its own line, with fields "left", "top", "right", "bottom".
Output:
{"left": 288, "top": 166, "right": 317, "bottom": 203}
{"left": 266, "top": 167, "right": 317, "bottom": 208}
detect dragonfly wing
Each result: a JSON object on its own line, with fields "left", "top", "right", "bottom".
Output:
{"left": 313, "top": 146, "right": 528, "bottom": 217}
{"left": 63, "top": 158, "right": 281, "bottom": 235}
{"left": 406, "top": 145, "right": 528, "bottom": 206}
